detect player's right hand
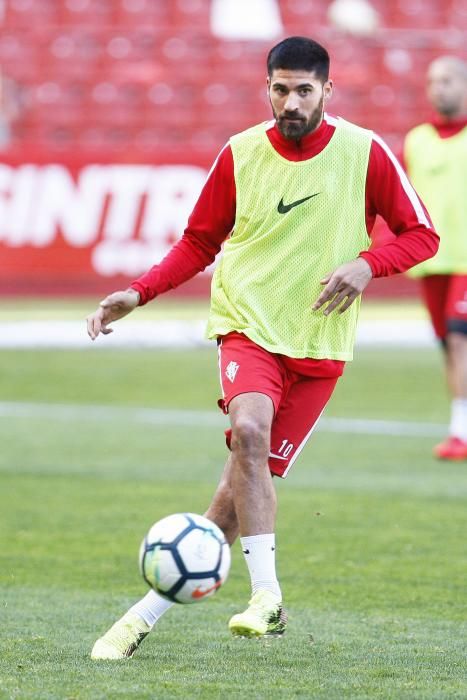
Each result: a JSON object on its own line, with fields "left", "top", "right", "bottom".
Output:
{"left": 86, "top": 289, "right": 140, "bottom": 340}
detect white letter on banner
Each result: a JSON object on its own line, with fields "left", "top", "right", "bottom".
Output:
{"left": 32, "top": 165, "right": 106, "bottom": 247}
{"left": 0, "top": 165, "right": 37, "bottom": 246}
{"left": 91, "top": 164, "right": 207, "bottom": 276}
{"left": 141, "top": 165, "right": 207, "bottom": 243}
{"left": 0, "top": 164, "right": 13, "bottom": 241}
{"left": 103, "top": 166, "right": 152, "bottom": 240}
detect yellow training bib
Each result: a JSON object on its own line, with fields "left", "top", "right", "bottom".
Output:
{"left": 206, "top": 118, "right": 372, "bottom": 360}
{"left": 405, "top": 123, "right": 467, "bottom": 277}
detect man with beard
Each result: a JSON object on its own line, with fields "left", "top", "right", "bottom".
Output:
{"left": 404, "top": 56, "right": 467, "bottom": 460}
{"left": 87, "top": 36, "right": 439, "bottom": 659}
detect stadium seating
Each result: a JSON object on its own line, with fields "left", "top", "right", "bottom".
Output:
{"left": 1, "top": 0, "right": 466, "bottom": 153}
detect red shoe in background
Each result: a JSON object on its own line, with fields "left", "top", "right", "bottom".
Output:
{"left": 434, "top": 436, "right": 467, "bottom": 460}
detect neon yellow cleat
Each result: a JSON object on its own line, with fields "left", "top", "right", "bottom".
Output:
{"left": 228, "top": 589, "right": 288, "bottom": 638}
{"left": 91, "top": 612, "right": 152, "bottom": 660}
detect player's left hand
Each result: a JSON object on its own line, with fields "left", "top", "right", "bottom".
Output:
{"left": 312, "top": 258, "right": 373, "bottom": 315}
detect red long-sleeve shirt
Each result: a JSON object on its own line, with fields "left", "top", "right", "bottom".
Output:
{"left": 132, "top": 114, "right": 438, "bottom": 305}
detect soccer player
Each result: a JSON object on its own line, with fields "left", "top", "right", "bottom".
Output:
{"left": 87, "top": 36, "right": 439, "bottom": 659}
{"left": 404, "top": 56, "right": 467, "bottom": 460}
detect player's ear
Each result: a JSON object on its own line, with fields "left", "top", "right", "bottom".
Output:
{"left": 323, "top": 79, "right": 333, "bottom": 102}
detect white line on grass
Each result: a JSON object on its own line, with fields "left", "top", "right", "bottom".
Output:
{"left": 0, "top": 401, "right": 446, "bottom": 437}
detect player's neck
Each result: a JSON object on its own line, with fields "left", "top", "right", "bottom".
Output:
{"left": 272, "top": 116, "right": 328, "bottom": 147}
{"left": 268, "top": 117, "right": 334, "bottom": 161}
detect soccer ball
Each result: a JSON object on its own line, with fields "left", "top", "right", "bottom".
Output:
{"left": 139, "top": 513, "right": 231, "bottom": 604}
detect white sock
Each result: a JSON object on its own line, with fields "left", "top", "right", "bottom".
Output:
{"left": 449, "top": 398, "right": 467, "bottom": 441}
{"left": 240, "top": 533, "right": 281, "bottom": 599}
{"left": 128, "top": 590, "right": 174, "bottom": 627}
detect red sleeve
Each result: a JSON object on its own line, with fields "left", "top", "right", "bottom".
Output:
{"left": 131, "top": 144, "right": 236, "bottom": 304}
{"left": 360, "top": 135, "right": 439, "bottom": 277}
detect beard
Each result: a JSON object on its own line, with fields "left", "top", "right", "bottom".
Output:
{"left": 435, "top": 98, "right": 462, "bottom": 118}
{"left": 275, "top": 95, "right": 324, "bottom": 140}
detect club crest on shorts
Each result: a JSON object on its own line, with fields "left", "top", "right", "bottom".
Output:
{"left": 225, "top": 361, "right": 240, "bottom": 383}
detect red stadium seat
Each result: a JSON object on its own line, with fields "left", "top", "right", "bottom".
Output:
{"left": 3, "top": 0, "right": 466, "bottom": 152}
{"left": 115, "top": 0, "right": 171, "bottom": 27}
{"left": 3, "top": 0, "right": 60, "bottom": 28}
{"left": 58, "top": 0, "right": 117, "bottom": 27}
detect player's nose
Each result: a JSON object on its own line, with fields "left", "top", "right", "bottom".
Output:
{"left": 284, "top": 93, "right": 300, "bottom": 111}
{"left": 284, "top": 100, "right": 299, "bottom": 113}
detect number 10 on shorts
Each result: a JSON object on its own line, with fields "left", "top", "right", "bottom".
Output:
{"left": 278, "top": 440, "right": 294, "bottom": 458}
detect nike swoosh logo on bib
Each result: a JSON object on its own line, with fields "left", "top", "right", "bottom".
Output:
{"left": 277, "top": 193, "right": 320, "bottom": 214}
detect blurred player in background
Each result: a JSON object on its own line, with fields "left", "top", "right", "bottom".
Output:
{"left": 404, "top": 57, "right": 467, "bottom": 460}
{"left": 87, "top": 36, "right": 438, "bottom": 659}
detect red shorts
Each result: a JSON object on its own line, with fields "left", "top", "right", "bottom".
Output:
{"left": 217, "top": 332, "right": 342, "bottom": 478}
{"left": 420, "top": 274, "right": 467, "bottom": 339}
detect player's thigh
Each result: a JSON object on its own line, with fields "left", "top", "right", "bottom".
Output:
{"left": 218, "top": 332, "right": 286, "bottom": 452}
{"left": 420, "top": 275, "right": 450, "bottom": 339}
{"left": 268, "top": 375, "right": 339, "bottom": 478}
{"left": 217, "top": 332, "right": 285, "bottom": 414}
{"left": 229, "top": 391, "right": 275, "bottom": 441}
{"left": 446, "top": 275, "right": 467, "bottom": 336}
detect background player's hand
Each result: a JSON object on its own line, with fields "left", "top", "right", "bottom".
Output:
{"left": 312, "top": 258, "right": 373, "bottom": 315}
{"left": 86, "top": 289, "right": 140, "bottom": 340}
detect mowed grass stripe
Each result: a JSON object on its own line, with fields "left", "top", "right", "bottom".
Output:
{"left": 0, "top": 400, "right": 447, "bottom": 437}
{"left": 2, "top": 588, "right": 466, "bottom": 700}
{"left": 1, "top": 472, "right": 465, "bottom": 699}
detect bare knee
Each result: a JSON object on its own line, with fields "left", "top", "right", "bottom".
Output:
{"left": 447, "top": 332, "right": 467, "bottom": 354}
{"left": 231, "top": 417, "right": 270, "bottom": 462}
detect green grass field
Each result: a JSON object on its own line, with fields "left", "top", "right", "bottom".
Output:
{"left": 1, "top": 332, "right": 466, "bottom": 698}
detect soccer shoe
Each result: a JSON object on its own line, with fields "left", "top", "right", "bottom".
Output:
{"left": 228, "top": 589, "right": 287, "bottom": 638}
{"left": 434, "top": 436, "right": 467, "bottom": 461}
{"left": 91, "top": 612, "right": 152, "bottom": 660}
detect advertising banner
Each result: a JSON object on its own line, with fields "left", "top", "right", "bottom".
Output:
{"left": 0, "top": 148, "right": 214, "bottom": 296}
{"left": 0, "top": 149, "right": 415, "bottom": 297}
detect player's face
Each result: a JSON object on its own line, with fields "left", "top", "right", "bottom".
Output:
{"left": 267, "top": 69, "right": 333, "bottom": 140}
{"left": 427, "top": 62, "right": 466, "bottom": 118}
